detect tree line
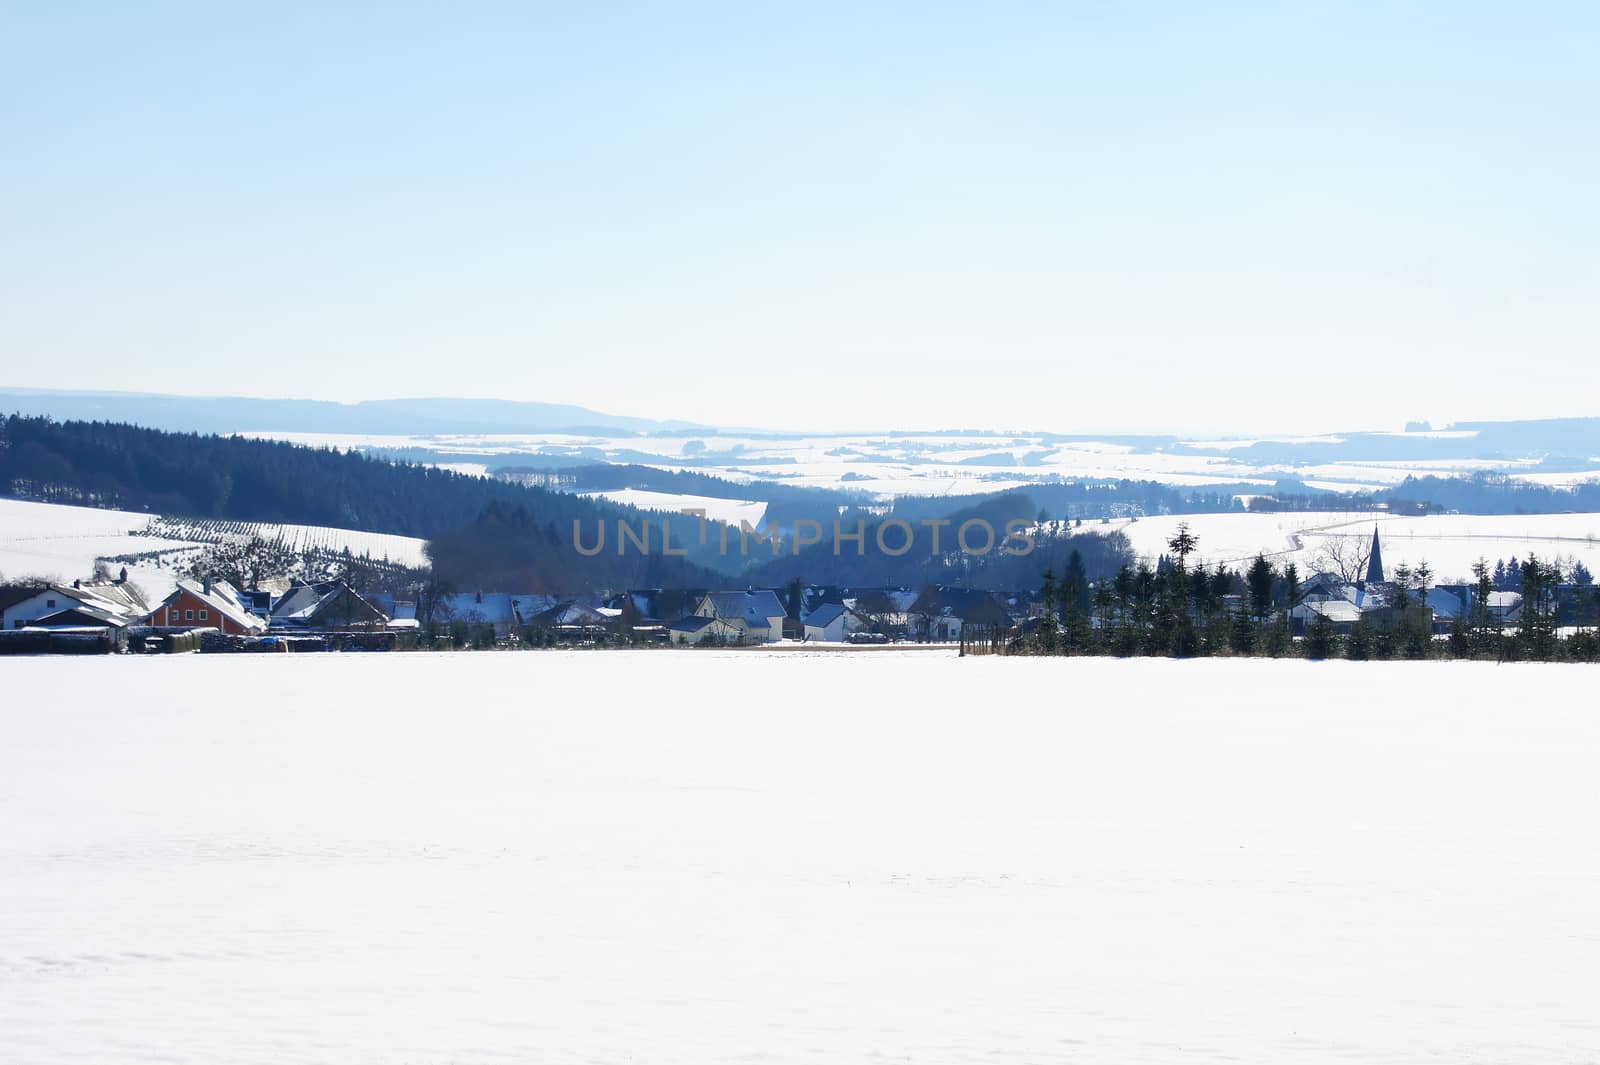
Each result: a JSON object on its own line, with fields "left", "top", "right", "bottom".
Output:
{"left": 1014, "top": 526, "right": 1600, "bottom": 663}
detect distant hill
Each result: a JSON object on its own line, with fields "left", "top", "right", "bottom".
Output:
{"left": 0, "top": 388, "right": 705, "bottom": 437}
{"left": 0, "top": 415, "right": 731, "bottom": 593}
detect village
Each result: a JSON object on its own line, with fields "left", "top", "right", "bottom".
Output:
{"left": 1, "top": 527, "right": 1590, "bottom": 659}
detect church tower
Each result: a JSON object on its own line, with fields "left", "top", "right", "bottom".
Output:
{"left": 1365, "top": 525, "right": 1385, "bottom": 586}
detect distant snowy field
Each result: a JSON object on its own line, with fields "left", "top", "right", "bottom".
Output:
{"left": 1101, "top": 510, "right": 1600, "bottom": 580}
{"left": 4, "top": 652, "right": 1599, "bottom": 1063}
{"left": 0, "top": 498, "right": 428, "bottom": 602}
{"left": 240, "top": 429, "right": 1600, "bottom": 499}
{"left": 0, "top": 498, "right": 203, "bottom": 599}
{"left": 579, "top": 488, "right": 769, "bottom": 529}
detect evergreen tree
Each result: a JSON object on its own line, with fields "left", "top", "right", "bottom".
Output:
{"left": 1166, "top": 523, "right": 1198, "bottom": 568}
{"left": 1246, "top": 554, "right": 1275, "bottom": 623}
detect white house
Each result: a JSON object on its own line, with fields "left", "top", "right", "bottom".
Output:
{"left": 3, "top": 580, "right": 148, "bottom": 631}
{"left": 669, "top": 615, "right": 743, "bottom": 646}
{"left": 1486, "top": 591, "right": 1524, "bottom": 624}
{"left": 1289, "top": 598, "right": 1363, "bottom": 631}
{"left": 802, "top": 602, "right": 869, "bottom": 642}
{"left": 435, "top": 592, "right": 519, "bottom": 639}
{"left": 693, "top": 591, "right": 787, "bottom": 644}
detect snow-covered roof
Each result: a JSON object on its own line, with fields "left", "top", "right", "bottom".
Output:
{"left": 511, "top": 594, "right": 557, "bottom": 622}
{"left": 32, "top": 602, "right": 134, "bottom": 628}
{"left": 439, "top": 592, "right": 517, "bottom": 626}
{"left": 66, "top": 581, "right": 147, "bottom": 616}
{"left": 270, "top": 583, "right": 329, "bottom": 621}
{"left": 10, "top": 582, "right": 149, "bottom": 627}
{"left": 162, "top": 578, "right": 265, "bottom": 633}
{"left": 530, "top": 601, "right": 612, "bottom": 627}
{"left": 804, "top": 603, "right": 847, "bottom": 628}
{"left": 1297, "top": 600, "right": 1363, "bottom": 624}
{"left": 1422, "top": 588, "right": 1467, "bottom": 619}
{"left": 702, "top": 590, "right": 785, "bottom": 624}
{"left": 269, "top": 581, "right": 388, "bottom": 627}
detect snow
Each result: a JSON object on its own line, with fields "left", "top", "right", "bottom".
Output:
{"left": 4, "top": 651, "right": 1600, "bottom": 1063}
{"left": 1104, "top": 511, "right": 1600, "bottom": 581}
{"left": 0, "top": 500, "right": 430, "bottom": 605}
{"left": 0, "top": 498, "right": 201, "bottom": 602}
{"left": 237, "top": 429, "right": 1600, "bottom": 500}
{"left": 207, "top": 520, "right": 429, "bottom": 569}
{"left": 579, "top": 489, "right": 769, "bottom": 529}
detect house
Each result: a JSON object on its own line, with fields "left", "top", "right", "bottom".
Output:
{"left": 526, "top": 600, "right": 615, "bottom": 634}
{"left": 1298, "top": 571, "right": 1347, "bottom": 601}
{"left": 1486, "top": 591, "right": 1524, "bottom": 625}
{"left": 802, "top": 602, "right": 869, "bottom": 642}
{"left": 270, "top": 581, "right": 389, "bottom": 631}
{"left": 905, "top": 587, "right": 1009, "bottom": 642}
{"left": 3, "top": 578, "right": 148, "bottom": 631}
{"left": 435, "top": 592, "right": 519, "bottom": 639}
{"left": 669, "top": 615, "right": 743, "bottom": 646}
{"left": 1290, "top": 598, "right": 1364, "bottom": 634}
{"left": 693, "top": 590, "right": 787, "bottom": 643}
{"left": 145, "top": 578, "right": 266, "bottom": 635}
{"left": 1422, "top": 586, "right": 1470, "bottom": 633}
{"left": 510, "top": 594, "right": 559, "bottom": 625}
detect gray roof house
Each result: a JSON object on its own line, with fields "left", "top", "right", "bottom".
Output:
{"left": 693, "top": 590, "right": 787, "bottom": 643}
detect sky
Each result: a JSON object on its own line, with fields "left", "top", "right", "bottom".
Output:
{"left": 3, "top": 2, "right": 1597, "bottom": 436}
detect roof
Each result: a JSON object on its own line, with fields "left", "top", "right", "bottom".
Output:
{"left": 270, "top": 582, "right": 331, "bottom": 620}
{"left": 670, "top": 615, "right": 721, "bottom": 633}
{"left": 270, "top": 581, "right": 388, "bottom": 627}
{"left": 0, "top": 584, "right": 47, "bottom": 614}
{"left": 528, "top": 600, "right": 612, "bottom": 627}
{"left": 439, "top": 592, "right": 517, "bottom": 626}
{"left": 702, "top": 590, "right": 786, "bottom": 624}
{"left": 32, "top": 604, "right": 134, "bottom": 628}
{"left": 159, "top": 579, "right": 264, "bottom": 633}
{"left": 1422, "top": 588, "right": 1467, "bottom": 619}
{"left": 7, "top": 582, "right": 148, "bottom": 627}
{"left": 907, "top": 586, "right": 1007, "bottom": 622}
{"left": 1299, "top": 600, "right": 1362, "bottom": 624}
{"left": 510, "top": 594, "right": 558, "bottom": 622}
{"left": 804, "top": 602, "right": 847, "bottom": 628}
{"left": 63, "top": 580, "right": 148, "bottom": 615}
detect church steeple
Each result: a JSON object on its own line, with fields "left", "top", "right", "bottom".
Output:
{"left": 1365, "top": 525, "right": 1385, "bottom": 586}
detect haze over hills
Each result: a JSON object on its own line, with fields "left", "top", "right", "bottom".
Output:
{"left": 0, "top": 389, "right": 705, "bottom": 437}
{"left": 5, "top": 388, "right": 1600, "bottom": 490}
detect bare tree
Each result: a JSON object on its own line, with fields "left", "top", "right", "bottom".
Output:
{"left": 1312, "top": 533, "right": 1372, "bottom": 585}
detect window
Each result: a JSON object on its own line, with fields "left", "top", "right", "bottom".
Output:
{"left": 46, "top": 599, "right": 56, "bottom": 609}
{"left": 169, "top": 609, "right": 179, "bottom": 623}
{"left": 185, "top": 609, "right": 194, "bottom": 621}
{"left": 199, "top": 610, "right": 208, "bottom": 621}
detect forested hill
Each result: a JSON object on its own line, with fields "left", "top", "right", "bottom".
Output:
{"left": 0, "top": 415, "right": 733, "bottom": 592}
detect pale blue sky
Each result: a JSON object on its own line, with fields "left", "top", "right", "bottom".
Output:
{"left": 3, "top": 2, "right": 1597, "bottom": 434}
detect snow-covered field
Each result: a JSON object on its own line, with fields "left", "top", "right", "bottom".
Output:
{"left": 4, "top": 651, "right": 1599, "bottom": 1063}
{"left": 1102, "top": 510, "right": 1600, "bottom": 581}
{"left": 239, "top": 428, "right": 1600, "bottom": 499}
{"left": 0, "top": 499, "right": 429, "bottom": 603}
{"left": 0, "top": 498, "right": 206, "bottom": 601}
{"left": 579, "top": 488, "right": 769, "bottom": 529}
